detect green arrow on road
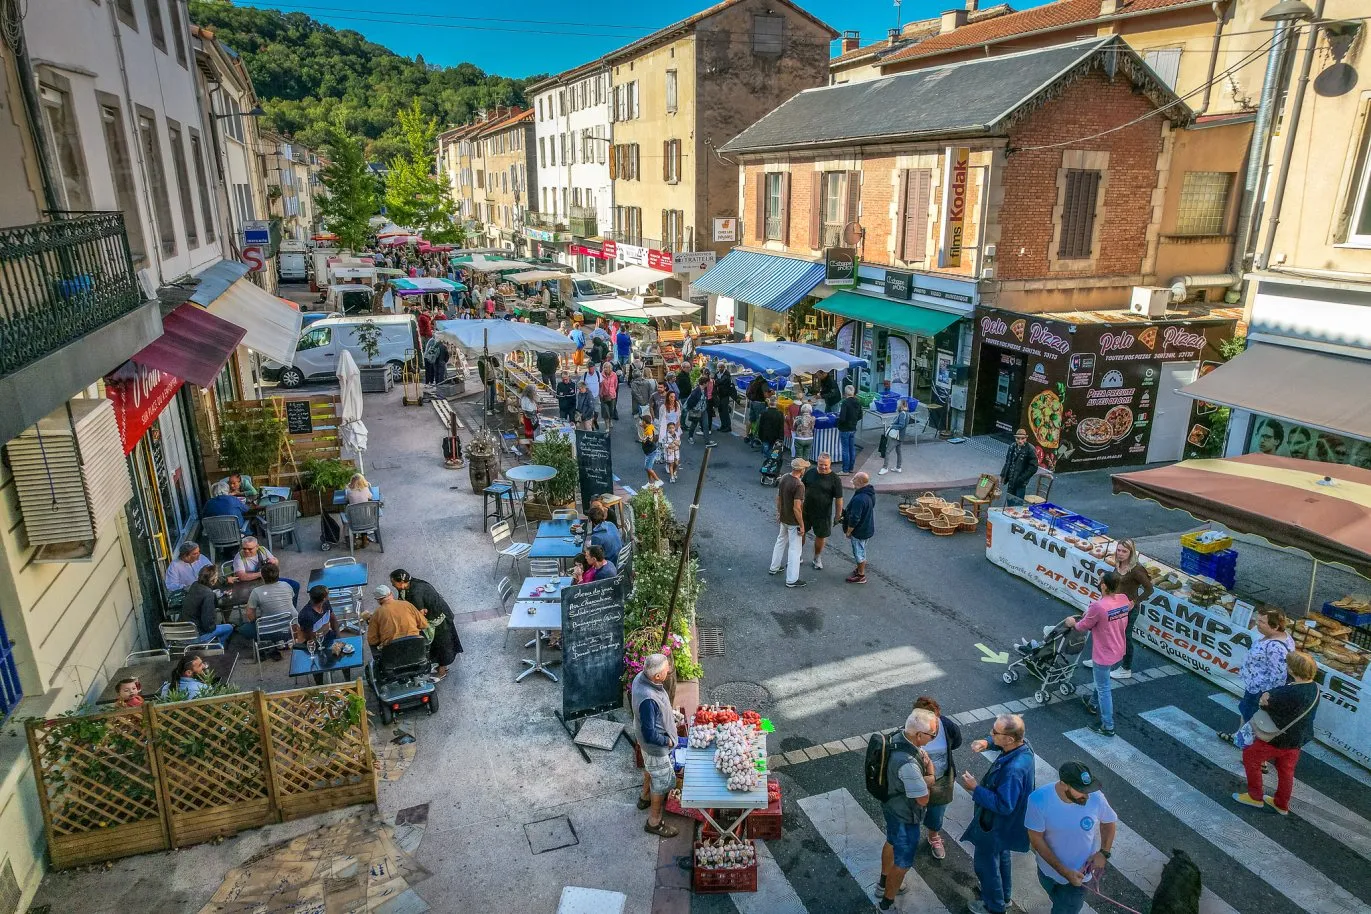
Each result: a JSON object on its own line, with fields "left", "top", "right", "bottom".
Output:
{"left": 976, "top": 643, "right": 1009, "bottom": 664}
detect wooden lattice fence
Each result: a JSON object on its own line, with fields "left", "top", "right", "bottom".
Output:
{"left": 26, "top": 680, "right": 375, "bottom": 869}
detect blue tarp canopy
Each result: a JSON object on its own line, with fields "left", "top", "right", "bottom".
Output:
{"left": 691, "top": 250, "right": 825, "bottom": 313}
{"left": 696, "top": 342, "right": 868, "bottom": 377}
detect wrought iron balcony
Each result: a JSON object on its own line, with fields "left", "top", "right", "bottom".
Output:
{"left": 569, "top": 205, "right": 597, "bottom": 238}
{"left": 525, "top": 211, "right": 568, "bottom": 231}
{"left": 0, "top": 213, "right": 146, "bottom": 380}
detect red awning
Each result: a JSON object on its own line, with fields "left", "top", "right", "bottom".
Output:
{"left": 132, "top": 304, "right": 246, "bottom": 388}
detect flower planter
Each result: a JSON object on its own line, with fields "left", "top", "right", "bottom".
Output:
{"left": 359, "top": 366, "right": 393, "bottom": 393}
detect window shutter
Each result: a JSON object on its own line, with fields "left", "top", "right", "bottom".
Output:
{"left": 894, "top": 170, "right": 910, "bottom": 259}
{"left": 810, "top": 174, "right": 823, "bottom": 248}
{"left": 609, "top": 144, "right": 618, "bottom": 179}
{"left": 754, "top": 173, "right": 766, "bottom": 241}
{"left": 673, "top": 141, "right": 681, "bottom": 182}
{"left": 780, "top": 172, "right": 792, "bottom": 245}
{"left": 844, "top": 171, "right": 861, "bottom": 238}
{"left": 664, "top": 140, "right": 671, "bottom": 182}
{"left": 1058, "top": 169, "right": 1101, "bottom": 258}
{"left": 662, "top": 210, "right": 669, "bottom": 247}
{"left": 901, "top": 168, "right": 932, "bottom": 262}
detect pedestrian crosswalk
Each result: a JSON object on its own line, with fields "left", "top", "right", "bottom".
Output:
{"left": 691, "top": 690, "right": 1371, "bottom": 914}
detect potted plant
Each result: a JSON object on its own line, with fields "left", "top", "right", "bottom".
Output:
{"left": 218, "top": 413, "right": 288, "bottom": 484}
{"left": 302, "top": 457, "right": 356, "bottom": 518}
{"left": 523, "top": 431, "right": 577, "bottom": 519}
{"left": 352, "top": 320, "right": 391, "bottom": 393}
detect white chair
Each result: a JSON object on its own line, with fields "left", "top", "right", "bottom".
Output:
{"left": 159, "top": 622, "right": 201, "bottom": 657}
{"left": 125, "top": 649, "right": 170, "bottom": 665}
{"left": 551, "top": 508, "right": 577, "bottom": 521}
{"left": 251, "top": 611, "right": 295, "bottom": 678}
{"left": 496, "top": 576, "right": 514, "bottom": 613}
{"left": 528, "top": 558, "right": 561, "bottom": 577}
{"left": 491, "top": 521, "right": 530, "bottom": 579}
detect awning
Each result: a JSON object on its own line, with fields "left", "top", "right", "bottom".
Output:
{"left": 599, "top": 265, "right": 672, "bottom": 292}
{"left": 201, "top": 277, "right": 304, "bottom": 366}
{"left": 691, "top": 250, "right": 825, "bottom": 313}
{"left": 508, "top": 270, "right": 568, "bottom": 283}
{"left": 132, "top": 305, "right": 245, "bottom": 387}
{"left": 1179, "top": 342, "right": 1371, "bottom": 442}
{"left": 817, "top": 290, "right": 961, "bottom": 337}
{"left": 393, "top": 277, "right": 466, "bottom": 294}
{"left": 1112, "top": 454, "right": 1371, "bottom": 576}
{"left": 581, "top": 299, "right": 652, "bottom": 323}
{"left": 696, "top": 341, "right": 868, "bottom": 377}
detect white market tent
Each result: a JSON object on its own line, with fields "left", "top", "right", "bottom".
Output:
{"left": 508, "top": 269, "right": 569, "bottom": 283}
{"left": 435, "top": 319, "right": 577, "bottom": 355}
{"left": 598, "top": 265, "right": 672, "bottom": 292}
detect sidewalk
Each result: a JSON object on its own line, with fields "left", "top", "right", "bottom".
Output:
{"left": 853, "top": 433, "right": 1007, "bottom": 493}
{"left": 32, "top": 385, "right": 666, "bottom": 914}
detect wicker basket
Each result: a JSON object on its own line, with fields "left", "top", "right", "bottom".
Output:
{"left": 915, "top": 491, "right": 940, "bottom": 508}
{"left": 941, "top": 504, "right": 964, "bottom": 519}
{"left": 960, "top": 513, "right": 979, "bottom": 531}
{"left": 914, "top": 511, "right": 935, "bottom": 529}
{"left": 931, "top": 517, "right": 958, "bottom": 536}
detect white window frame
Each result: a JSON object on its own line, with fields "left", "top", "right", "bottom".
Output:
{"left": 1349, "top": 121, "right": 1371, "bottom": 245}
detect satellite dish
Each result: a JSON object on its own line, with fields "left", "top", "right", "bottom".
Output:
{"left": 1314, "top": 62, "right": 1357, "bottom": 98}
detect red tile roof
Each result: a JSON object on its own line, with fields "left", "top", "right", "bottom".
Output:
{"left": 830, "top": 5, "right": 1012, "bottom": 67}
{"left": 879, "top": 0, "right": 1207, "bottom": 65}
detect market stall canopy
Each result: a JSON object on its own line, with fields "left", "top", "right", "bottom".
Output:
{"left": 817, "top": 290, "right": 961, "bottom": 337}
{"left": 691, "top": 250, "right": 825, "bottom": 313}
{"left": 599, "top": 265, "right": 672, "bottom": 292}
{"left": 132, "top": 304, "right": 245, "bottom": 388}
{"left": 435, "top": 319, "right": 578, "bottom": 355}
{"left": 190, "top": 263, "right": 302, "bottom": 366}
{"left": 463, "top": 257, "right": 535, "bottom": 273}
{"left": 581, "top": 299, "right": 650, "bottom": 322}
{"left": 376, "top": 223, "right": 414, "bottom": 238}
{"left": 1112, "top": 454, "right": 1371, "bottom": 575}
{"left": 1178, "top": 342, "right": 1371, "bottom": 442}
{"left": 508, "top": 269, "right": 569, "bottom": 284}
{"left": 696, "top": 341, "right": 868, "bottom": 377}
{"left": 393, "top": 277, "right": 466, "bottom": 295}
{"left": 375, "top": 268, "right": 406, "bottom": 278}
{"left": 656, "top": 297, "right": 702, "bottom": 315}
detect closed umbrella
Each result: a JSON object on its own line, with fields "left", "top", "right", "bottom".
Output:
{"left": 335, "top": 349, "right": 369, "bottom": 473}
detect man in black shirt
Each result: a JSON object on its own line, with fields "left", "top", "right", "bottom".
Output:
{"left": 802, "top": 453, "right": 845, "bottom": 571}
{"left": 837, "top": 385, "right": 863, "bottom": 474}
{"left": 555, "top": 371, "right": 578, "bottom": 422}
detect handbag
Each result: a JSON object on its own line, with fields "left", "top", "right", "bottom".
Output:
{"left": 886, "top": 426, "right": 902, "bottom": 440}
{"left": 928, "top": 754, "right": 956, "bottom": 806}
{"left": 1234, "top": 690, "right": 1319, "bottom": 749}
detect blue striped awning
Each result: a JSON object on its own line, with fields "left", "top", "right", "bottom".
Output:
{"left": 691, "top": 250, "right": 825, "bottom": 313}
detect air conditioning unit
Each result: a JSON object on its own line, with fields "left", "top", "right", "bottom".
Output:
{"left": 980, "top": 267, "right": 995, "bottom": 280}
{"left": 983, "top": 243, "right": 997, "bottom": 259}
{"left": 1130, "top": 286, "right": 1170, "bottom": 318}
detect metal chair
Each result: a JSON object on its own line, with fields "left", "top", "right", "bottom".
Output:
{"left": 551, "top": 507, "right": 577, "bottom": 521}
{"left": 125, "top": 649, "right": 170, "bottom": 665}
{"left": 262, "top": 500, "right": 302, "bottom": 553}
{"left": 344, "top": 501, "right": 384, "bottom": 555}
{"left": 202, "top": 515, "right": 244, "bottom": 564}
{"left": 496, "top": 576, "right": 515, "bottom": 612}
{"left": 1022, "top": 471, "right": 1056, "bottom": 506}
{"left": 163, "top": 588, "right": 186, "bottom": 622}
{"left": 490, "top": 521, "right": 529, "bottom": 579}
{"left": 483, "top": 481, "right": 516, "bottom": 530}
{"left": 185, "top": 642, "right": 225, "bottom": 657}
{"left": 251, "top": 611, "right": 295, "bottom": 678}
{"left": 321, "top": 556, "right": 361, "bottom": 624}
{"left": 528, "top": 558, "right": 561, "bottom": 577}
{"left": 159, "top": 622, "right": 201, "bottom": 657}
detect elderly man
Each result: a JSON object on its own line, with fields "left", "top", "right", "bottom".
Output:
{"left": 232, "top": 537, "right": 301, "bottom": 604}
{"left": 877, "top": 709, "right": 937, "bottom": 910}
{"left": 961, "top": 714, "right": 1036, "bottom": 914}
{"left": 632, "top": 653, "right": 679, "bottom": 838}
{"left": 367, "top": 584, "right": 429, "bottom": 650}
{"left": 204, "top": 482, "right": 250, "bottom": 533}
{"left": 843, "top": 471, "right": 876, "bottom": 584}
{"left": 769, "top": 458, "right": 809, "bottom": 588}
{"left": 165, "top": 541, "right": 212, "bottom": 592}
{"left": 837, "top": 385, "right": 863, "bottom": 474}
{"left": 802, "top": 453, "right": 844, "bottom": 570}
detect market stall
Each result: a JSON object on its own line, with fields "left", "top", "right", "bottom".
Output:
{"left": 986, "top": 455, "right": 1371, "bottom": 770}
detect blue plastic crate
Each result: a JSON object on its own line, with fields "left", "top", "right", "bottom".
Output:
{"left": 1323, "top": 601, "right": 1371, "bottom": 628}
{"left": 1181, "top": 547, "right": 1237, "bottom": 574}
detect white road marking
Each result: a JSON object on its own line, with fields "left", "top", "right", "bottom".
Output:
{"left": 1141, "top": 706, "right": 1371, "bottom": 857}
{"left": 1208, "top": 692, "right": 1371, "bottom": 788}
{"left": 729, "top": 840, "right": 806, "bottom": 914}
{"left": 1067, "top": 727, "right": 1371, "bottom": 914}
{"left": 797, "top": 788, "right": 950, "bottom": 912}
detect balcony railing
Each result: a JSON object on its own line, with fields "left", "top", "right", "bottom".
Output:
{"left": 0, "top": 213, "right": 144, "bottom": 380}
{"left": 526, "top": 212, "right": 568, "bottom": 231}
{"left": 569, "top": 205, "right": 597, "bottom": 238}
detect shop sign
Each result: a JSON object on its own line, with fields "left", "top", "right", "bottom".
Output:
{"left": 1244, "top": 417, "right": 1371, "bottom": 469}
{"left": 242, "top": 245, "right": 265, "bottom": 273}
{"left": 938, "top": 147, "right": 970, "bottom": 269}
{"left": 647, "top": 249, "right": 674, "bottom": 272}
{"left": 713, "top": 217, "right": 737, "bottom": 243}
{"left": 617, "top": 243, "right": 648, "bottom": 267}
{"left": 105, "top": 360, "right": 184, "bottom": 455}
{"left": 915, "top": 285, "right": 974, "bottom": 305}
{"left": 985, "top": 510, "right": 1370, "bottom": 771}
{"left": 824, "top": 247, "right": 857, "bottom": 287}
{"left": 601, "top": 239, "right": 617, "bottom": 261}
{"left": 571, "top": 243, "right": 611, "bottom": 260}
{"left": 884, "top": 270, "right": 913, "bottom": 300}
{"left": 524, "top": 227, "right": 571, "bottom": 243}
{"left": 243, "top": 221, "right": 271, "bottom": 246}
{"left": 672, "top": 251, "right": 716, "bottom": 273}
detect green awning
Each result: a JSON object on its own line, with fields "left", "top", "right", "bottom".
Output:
{"left": 817, "top": 290, "right": 961, "bottom": 337}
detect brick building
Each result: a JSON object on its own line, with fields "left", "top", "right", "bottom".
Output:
{"left": 704, "top": 36, "right": 1240, "bottom": 468}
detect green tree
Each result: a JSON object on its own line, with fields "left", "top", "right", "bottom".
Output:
{"left": 384, "top": 100, "right": 460, "bottom": 243}
{"left": 316, "top": 123, "right": 378, "bottom": 251}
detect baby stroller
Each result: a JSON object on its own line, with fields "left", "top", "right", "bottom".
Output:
{"left": 1002, "top": 619, "right": 1087, "bottom": 705}
{"left": 759, "top": 440, "right": 784, "bottom": 486}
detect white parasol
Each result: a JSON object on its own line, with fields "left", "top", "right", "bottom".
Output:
{"left": 435, "top": 319, "right": 577, "bottom": 355}
{"left": 335, "top": 348, "right": 369, "bottom": 472}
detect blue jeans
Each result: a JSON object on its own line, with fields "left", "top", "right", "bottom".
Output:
{"left": 923, "top": 802, "right": 946, "bottom": 832}
{"left": 882, "top": 809, "right": 921, "bottom": 869}
{"left": 973, "top": 844, "right": 1013, "bottom": 913}
{"left": 206, "top": 623, "right": 234, "bottom": 646}
{"left": 1037, "top": 871, "right": 1088, "bottom": 914}
{"left": 1092, "top": 660, "right": 1116, "bottom": 730}
{"left": 1238, "top": 689, "right": 1262, "bottom": 724}
{"left": 839, "top": 430, "right": 856, "bottom": 473}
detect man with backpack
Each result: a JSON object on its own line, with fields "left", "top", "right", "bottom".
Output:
{"left": 866, "top": 709, "right": 938, "bottom": 910}
{"left": 960, "top": 713, "right": 1036, "bottom": 914}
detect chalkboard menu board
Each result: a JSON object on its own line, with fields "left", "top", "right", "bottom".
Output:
{"left": 575, "top": 429, "right": 613, "bottom": 511}
{"left": 284, "top": 400, "right": 313, "bottom": 435}
{"left": 560, "top": 576, "right": 626, "bottom": 720}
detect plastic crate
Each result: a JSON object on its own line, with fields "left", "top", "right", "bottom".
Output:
{"left": 1323, "top": 602, "right": 1371, "bottom": 628}
{"left": 665, "top": 791, "right": 707, "bottom": 823}
{"left": 872, "top": 399, "right": 898, "bottom": 414}
{"left": 1180, "top": 530, "right": 1234, "bottom": 554}
{"left": 1180, "top": 548, "right": 1238, "bottom": 589}
{"left": 692, "top": 841, "right": 759, "bottom": 894}
{"left": 1345, "top": 626, "right": 1371, "bottom": 651}
{"left": 701, "top": 779, "right": 782, "bottom": 840}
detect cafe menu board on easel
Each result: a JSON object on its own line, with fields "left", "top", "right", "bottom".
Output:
{"left": 561, "top": 577, "right": 626, "bottom": 720}
{"left": 284, "top": 400, "right": 314, "bottom": 435}
{"left": 575, "top": 429, "right": 613, "bottom": 511}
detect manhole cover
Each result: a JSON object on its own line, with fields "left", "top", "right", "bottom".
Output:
{"left": 709, "top": 681, "right": 772, "bottom": 710}
{"left": 697, "top": 628, "right": 724, "bottom": 656}
{"left": 524, "top": 815, "right": 579, "bottom": 854}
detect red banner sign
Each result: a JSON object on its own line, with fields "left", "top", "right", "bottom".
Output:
{"left": 570, "top": 244, "right": 612, "bottom": 261}
{"left": 105, "top": 361, "right": 183, "bottom": 454}
{"left": 600, "top": 239, "right": 617, "bottom": 261}
{"left": 647, "top": 249, "right": 674, "bottom": 272}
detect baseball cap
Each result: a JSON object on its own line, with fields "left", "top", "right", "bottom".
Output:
{"left": 1058, "top": 761, "right": 1101, "bottom": 793}
{"left": 373, "top": 584, "right": 393, "bottom": 599}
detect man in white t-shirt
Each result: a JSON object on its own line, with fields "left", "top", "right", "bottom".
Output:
{"left": 1024, "top": 761, "right": 1117, "bottom": 914}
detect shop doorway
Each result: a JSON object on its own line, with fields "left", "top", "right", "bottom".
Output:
{"left": 1146, "top": 360, "right": 1199, "bottom": 463}
{"left": 975, "top": 347, "right": 1026, "bottom": 441}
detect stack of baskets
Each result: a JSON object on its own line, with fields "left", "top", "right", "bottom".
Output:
{"left": 899, "top": 492, "right": 977, "bottom": 535}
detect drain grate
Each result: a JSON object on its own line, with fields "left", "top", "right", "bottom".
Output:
{"left": 697, "top": 627, "right": 724, "bottom": 656}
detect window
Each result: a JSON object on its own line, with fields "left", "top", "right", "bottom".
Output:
{"left": 167, "top": 120, "right": 198, "bottom": 247}
{"left": 897, "top": 168, "right": 932, "bottom": 261}
{"left": 1350, "top": 124, "right": 1371, "bottom": 244}
{"left": 764, "top": 172, "right": 785, "bottom": 241}
{"left": 597, "top": 127, "right": 607, "bottom": 164}
{"left": 1175, "top": 171, "right": 1234, "bottom": 235}
{"left": 558, "top": 90, "right": 566, "bottom": 116}
{"left": 189, "top": 129, "right": 215, "bottom": 242}
{"left": 168, "top": 0, "right": 187, "bottom": 66}
{"left": 38, "top": 81, "right": 92, "bottom": 210}
{"left": 114, "top": 0, "right": 137, "bottom": 29}
{"left": 1058, "top": 169, "right": 1102, "bottom": 259}
{"left": 145, "top": 0, "right": 166, "bottom": 51}
{"left": 539, "top": 137, "right": 545, "bottom": 167}
{"left": 549, "top": 136, "right": 556, "bottom": 167}
{"left": 753, "top": 15, "right": 785, "bottom": 55}
{"left": 297, "top": 326, "right": 331, "bottom": 351}
{"left": 476, "top": 169, "right": 484, "bottom": 189}
{"left": 234, "top": 183, "right": 254, "bottom": 225}
{"left": 665, "top": 70, "right": 678, "bottom": 114}
{"left": 630, "top": 81, "right": 639, "bottom": 119}
{"left": 664, "top": 139, "right": 681, "bottom": 184}
{"left": 100, "top": 100, "right": 147, "bottom": 266}
{"left": 820, "top": 171, "right": 845, "bottom": 246}
{"left": 138, "top": 111, "right": 176, "bottom": 256}
{"left": 1143, "top": 48, "right": 1182, "bottom": 91}
{"left": 663, "top": 209, "right": 685, "bottom": 250}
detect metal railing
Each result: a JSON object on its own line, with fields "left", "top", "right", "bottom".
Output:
{"left": 0, "top": 212, "right": 144, "bottom": 380}
{"left": 525, "top": 211, "right": 568, "bottom": 231}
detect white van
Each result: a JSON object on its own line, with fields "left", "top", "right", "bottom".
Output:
{"left": 262, "top": 314, "right": 419, "bottom": 389}
{"left": 325, "top": 284, "right": 376, "bottom": 315}
{"left": 568, "top": 273, "right": 616, "bottom": 311}
{"left": 279, "top": 246, "right": 308, "bottom": 283}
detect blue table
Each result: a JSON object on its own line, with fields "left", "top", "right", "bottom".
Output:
{"left": 537, "top": 519, "right": 579, "bottom": 538}
{"left": 289, "top": 635, "right": 365, "bottom": 683}
{"left": 519, "top": 576, "right": 571, "bottom": 601}
{"left": 308, "top": 562, "right": 369, "bottom": 591}
{"left": 332, "top": 486, "right": 381, "bottom": 506}
{"left": 529, "top": 537, "right": 583, "bottom": 571}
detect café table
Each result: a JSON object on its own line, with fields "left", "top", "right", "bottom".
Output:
{"left": 528, "top": 535, "right": 583, "bottom": 571}
{"left": 308, "top": 562, "right": 369, "bottom": 624}
{"left": 537, "top": 519, "right": 578, "bottom": 539}
{"left": 289, "top": 635, "right": 366, "bottom": 684}
{"left": 506, "top": 601, "right": 562, "bottom": 682}
{"left": 97, "top": 652, "right": 239, "bottom": 704}
{"left": 218, "top": 579, "right": 265, "bottom": 624}
{"left": 518, "top": 576, "right": 571, "bottom": 601}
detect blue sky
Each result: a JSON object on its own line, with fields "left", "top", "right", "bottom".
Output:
{"left": 234, "top": 0, "right": 1032, "bottom": 78}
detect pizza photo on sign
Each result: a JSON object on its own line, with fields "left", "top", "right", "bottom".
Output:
{"left": 1028, "top": 389, "right": 1063, "bottom": 448}
{"left": 1138, "top": 327, "right": 1157, "bottom": 350}
{"left": 1104, "top": 405, "right": 1134, "bottom": 440}
{"left": 1010, "top": 319, "right": 1026, "bottom": 342}
{"left": 1075, "top": 417, "right": 1113, "bottom": 450}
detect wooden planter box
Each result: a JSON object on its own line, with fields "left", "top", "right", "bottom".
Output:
{"left": 359, "top": 366, "right": 393, "bottom": 393}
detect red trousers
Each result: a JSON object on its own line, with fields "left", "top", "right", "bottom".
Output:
{"left": 1242, "top": 740, "right": 1301, "bottom": 810}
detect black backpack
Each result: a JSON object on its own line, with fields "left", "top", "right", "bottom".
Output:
{"left": 865, "top": 730, "right": 911, "bottom": 802}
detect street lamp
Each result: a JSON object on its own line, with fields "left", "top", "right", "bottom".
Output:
{"left": 1259, "top": 0, "right": 1314, "bottom": 22}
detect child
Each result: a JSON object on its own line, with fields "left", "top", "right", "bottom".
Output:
{"left": 639, "top": 412, "right": 662, "bottom": 487}
{"left": 114, "top": 678, "right": 144, "bottom": 709}
{"left": 662, "top": 421, "right": 682, "bottom": 483}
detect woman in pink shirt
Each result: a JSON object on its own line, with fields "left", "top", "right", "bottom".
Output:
{"left": 1066, "top": 571, "right": 1131, "bottom": 737}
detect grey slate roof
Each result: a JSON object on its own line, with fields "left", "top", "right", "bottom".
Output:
{"left": 721, "top": 36, "right": 1188, "bottom": 154}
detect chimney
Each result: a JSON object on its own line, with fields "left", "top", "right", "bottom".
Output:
{"left": 965, "top": 0, "right": 978, "bottom": 10}
{"left": 840, "top": 30, "right": 861, "bottom": 52}
{"left": 940, "top": 8, "right": 968, "bottom": 33}
{"left": 888, "top": 27, "right": 900, "bottom": 42}
{"left": 1099, "top": 0, "right": 1123, "bottom": 12}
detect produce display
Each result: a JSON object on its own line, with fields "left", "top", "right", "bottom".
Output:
{"left": 694, "top": 704, "right": 740, "bottom": 726}
{"left": 695, "top": 838, "right": 757, "bottom": 870}
{"left": 714, "top": 721, "right": 765, "bottom": 791}
{"left": 688, "top": 724, "right": 717, "bottom": 749}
